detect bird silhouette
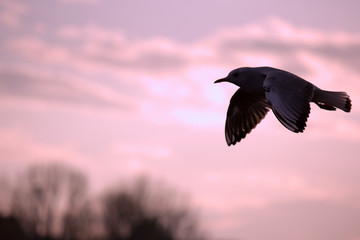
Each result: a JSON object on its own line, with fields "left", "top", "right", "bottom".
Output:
{"left": 215, "top": 67, "right": 352, "bottom": 146}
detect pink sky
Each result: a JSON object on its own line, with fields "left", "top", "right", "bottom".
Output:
{"left": 1, "top": 0, "right": 360, "bottom": 239}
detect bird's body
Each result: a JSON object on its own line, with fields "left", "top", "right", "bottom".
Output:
{"left": 215, "top": 67, "right": 352, "bottom": 146}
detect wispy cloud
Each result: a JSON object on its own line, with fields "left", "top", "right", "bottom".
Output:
{"left": 3, "top": 17, "right": 360, "bottom": 137}
{"left": 0, "top": 65, "right": 132, "bottom": 111}
{"left": 0, "top": 0, "right": 27, "bottom": 27}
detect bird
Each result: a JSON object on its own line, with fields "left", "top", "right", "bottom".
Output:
{"left": 214, "top": 66, "right": 352, "bottom": 146}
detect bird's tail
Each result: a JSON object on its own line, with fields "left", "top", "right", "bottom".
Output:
{"left": 313, "top": 88, "right": 351, "bottom": 112}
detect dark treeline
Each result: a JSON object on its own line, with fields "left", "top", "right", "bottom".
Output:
{"left": 0, "top": 164, "right": 206, "bottom": 240}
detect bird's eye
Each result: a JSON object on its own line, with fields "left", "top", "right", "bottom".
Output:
{"left": 232, "top": 73, "right": 239, "bottom": 77}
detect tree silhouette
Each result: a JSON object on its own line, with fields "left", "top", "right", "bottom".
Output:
{"left": 0, "top": 215, "right": 26, "bottom": 240}
{"left": 0, "top": 175, "right": 11, "bottom": 216}
{"left": 102, "top": 177, "right": 205, "bottom": 240}
{"left": 129, "top": 217, "right": 172, "bottom": 240}
{"left": 103, "top": 191, "right": 144, "bottom": 239}
{"left": 0, "top": 165, "right": 206, "bottom": 240}
{"left": 11, "top": 164, "right": 92, "bottom": 240}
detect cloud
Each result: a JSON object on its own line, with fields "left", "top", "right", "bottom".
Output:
{"left": 0, "top": 0, "right": 27, "bottom": 27}
{"left": 0, "top": 65, "right": 132, "bottom": 111}
{"left": 56, "top": 25, "right": 190, "bottom": 72}
{"left": 4, "top": 18, "right": 360, "bottom": 140}
{"left": 2, "top": 16, "right": 360, "bottom": 148}
{"left": 204, "top": 17, "right": 360, "bottom": 75}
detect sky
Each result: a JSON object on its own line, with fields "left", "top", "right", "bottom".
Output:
{"left": 1, "top": 0, "right": 360, "bottom": 239}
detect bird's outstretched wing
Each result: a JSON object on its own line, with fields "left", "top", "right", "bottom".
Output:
{"left": 263, "top": 74, "right": 315, "bottom": 133}
{"left": 225, "top": 89, "right": 270, "bottom": 146}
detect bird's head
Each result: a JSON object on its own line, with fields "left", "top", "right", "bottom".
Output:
{"left": 214, "top": 67, "right": 257, "bottom": 87}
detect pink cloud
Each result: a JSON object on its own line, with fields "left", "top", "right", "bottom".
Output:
{"left": 0, "top": 0, "right": 27, "bottom": 27}
{"left": 208, "top": 17, "right": 360, "bottom": 49}
{"left": 0, "top": 64, "right": 133, "bottom": 111}
{"left": 5, "top": 18, "right": 360, "bottom": 141}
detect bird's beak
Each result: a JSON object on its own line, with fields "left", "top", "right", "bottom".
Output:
{"left": 214, "top": 77, "right": 227, "bottom": 84}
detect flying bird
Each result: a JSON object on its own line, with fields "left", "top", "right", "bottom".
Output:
{"left": 215, "top": 67, "right": 352, "bottom": 146}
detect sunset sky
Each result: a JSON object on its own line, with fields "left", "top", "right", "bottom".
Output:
{"left": 1, "top": 0, "right": 360, "bottom": 239}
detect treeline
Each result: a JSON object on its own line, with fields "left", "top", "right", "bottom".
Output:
{"left": 0, "top": 164, "right": 205, "bottom": 240}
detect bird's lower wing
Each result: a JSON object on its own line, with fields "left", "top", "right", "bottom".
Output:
{"left": 225, "top": 89, "right": 270, "bottom": 146}
{"left": 263, "top": 76, "right": 315, "bottom": 133}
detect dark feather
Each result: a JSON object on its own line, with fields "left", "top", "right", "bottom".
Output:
{"left": 264, "top": 77, "right": 315, "bottom": 133}
{"left": 225, "top": 89, "right": 270, "bottom": 145}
